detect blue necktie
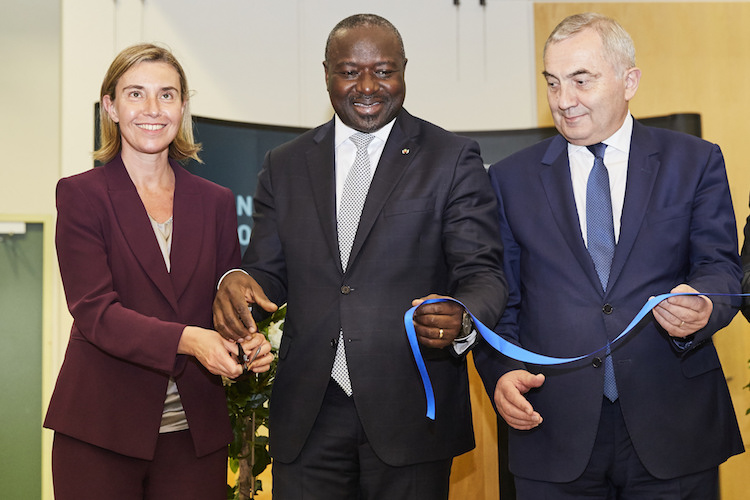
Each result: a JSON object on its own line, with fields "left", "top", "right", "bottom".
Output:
{"left": 586, "top": 143, "right": 618, "bottom": 401}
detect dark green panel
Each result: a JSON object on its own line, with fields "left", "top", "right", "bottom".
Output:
{"left": 0, "top": 223, "right": 43, "bottom": 498}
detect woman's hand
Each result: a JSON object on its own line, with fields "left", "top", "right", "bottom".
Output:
{"left": 178, "top": 326, "right": 246, "bottom": 378}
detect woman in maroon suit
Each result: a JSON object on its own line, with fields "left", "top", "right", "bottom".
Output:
{"left": 44, "top": 44, "right": 273, "bottom": 499}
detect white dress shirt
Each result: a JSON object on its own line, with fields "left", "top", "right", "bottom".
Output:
{"left": 333, "top": 115, "right": 395, "bottom": 210}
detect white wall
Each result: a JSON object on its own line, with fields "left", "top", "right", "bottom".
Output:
{"left": 135, "top": 0, "right": 537, "bottom": 130}
{"left": 1, "top": 0, "right": 61, "bottom": 216}
{"left": 59, "top": 0, "right": 538, "bottom": 178}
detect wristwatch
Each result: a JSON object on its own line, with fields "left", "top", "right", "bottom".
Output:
{"left": 458, "top": 311, "right": 474, "bottom": 339}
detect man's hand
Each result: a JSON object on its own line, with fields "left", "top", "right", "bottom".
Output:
{"left": 213, "top": 270, "right": 277, "bottom": 341}
{"left": 236, "top": 334, "right": 275, "bottom": 374}
{"left": 652, "top": 283, "right": 713, "bottom": 338}
{"left": 494, "top": 370, "right": 545, "bottom": 430}
{"left": 411, "top": 294, "right": 463, "bottom": 349}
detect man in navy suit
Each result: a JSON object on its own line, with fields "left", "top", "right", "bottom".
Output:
{"left": 213, "top": 14, "right": 507, "bottom": 500}
{"left": 474, "top": 12, "right": 743, "bottom": 499}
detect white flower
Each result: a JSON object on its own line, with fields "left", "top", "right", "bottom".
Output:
{"left": 267, "top": 319, "right": 284, "bottom": 350}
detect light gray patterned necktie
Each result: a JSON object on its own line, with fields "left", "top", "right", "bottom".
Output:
{"left": 332, "top": 132, "right": 374, "bottom": 396}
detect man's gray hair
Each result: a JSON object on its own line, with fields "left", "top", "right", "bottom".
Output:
{"left": 544, "top": 13, "right": 636, "bottom": 75}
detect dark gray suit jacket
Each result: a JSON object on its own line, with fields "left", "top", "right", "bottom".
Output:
{"left": 242, "top": 109, "right": 507, "bottom": 466}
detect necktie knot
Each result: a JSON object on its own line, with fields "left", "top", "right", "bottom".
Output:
{"left": 587, "top": 142, "right": 607, "bottom": 161}
{"left": 350, "top": 132, "right": 374, "bottom": 151}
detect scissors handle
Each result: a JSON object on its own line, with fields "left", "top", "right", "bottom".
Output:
{"left": 236, "top": 342, "right": 262, "bottom": 374}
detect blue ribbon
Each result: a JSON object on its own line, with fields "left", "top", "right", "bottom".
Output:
{"left": 404, "top": 292, "right": 739, "bottom": 420}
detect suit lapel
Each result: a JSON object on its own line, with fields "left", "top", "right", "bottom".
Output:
{"left": 306, "top": 121, "right": 343, "bottom": 271}
{"left": 539, "top": 136, "right": 604, "bottom": 293}
{"left": 347, "top": 112, "right": 416, "bottom": 270}
{"left": 170, "top": 162, "right": 205, "bottom": 305}
{"left": 106, "top": 157, "right": 180, "bottom": 312}
{"left": 608, "top": 121, "right": 660, "bottom": 290}
{"left": 309, "top": 113, "right": 418, "bottom": 275}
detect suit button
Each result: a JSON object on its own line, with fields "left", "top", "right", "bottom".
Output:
{"left": 592, "top": 357, "right": 602, "bottom": 368}
{"left": 330, "top": 338, "right": 337, "bottom": 348}
{"left": 341, "top": 285, "right": 351, "bottom": 294}
{"left": 602, "top": 304, "right": 613, "bottom": 314}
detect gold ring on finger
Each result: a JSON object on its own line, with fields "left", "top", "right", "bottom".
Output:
{"left": 439, "top": 328, "right": 444, "bottom": 339}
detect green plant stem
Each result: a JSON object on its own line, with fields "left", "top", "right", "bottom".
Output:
{"left": 238, "top": 413, "right": 256, "bottom": 499}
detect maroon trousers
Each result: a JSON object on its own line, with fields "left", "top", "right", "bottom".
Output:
{"left": 52, "top": 430, "right": 227, "bottom": 500}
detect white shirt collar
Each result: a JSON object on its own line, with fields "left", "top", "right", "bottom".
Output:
{"left": 568, "top": 113, "right": 633, "bottom": 156}
{"left": 334, "top": 114, "right": 396, "bottom": 147}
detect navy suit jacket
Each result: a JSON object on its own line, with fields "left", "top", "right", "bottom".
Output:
{"left": 739, "top": 194, "right": 750, "bottom": 319}
{"left": 242, "top": 110, "right": 507, "bottom": 466}
{"left": 474, "top": 120, "right": 743, "bottom": 481}
{"left": 44, "top": 156, "right": 239, "bottom": 459}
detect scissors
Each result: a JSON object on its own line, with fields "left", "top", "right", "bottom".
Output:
{"left": 237, "top": 342, "right": 262, "bottom": 374}
{"left": 236, "top": 305, "right": 262, "bottom": 373}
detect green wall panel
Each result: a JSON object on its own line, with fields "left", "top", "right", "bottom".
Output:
{"left": 0, "top": 223, "right": 43, "bottom": 498}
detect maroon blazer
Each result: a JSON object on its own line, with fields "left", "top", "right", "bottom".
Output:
{"left": 44, "top": 155, "right": 240, "bottom": 460}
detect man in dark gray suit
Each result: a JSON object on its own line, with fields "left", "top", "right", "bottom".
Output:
{"left": 213, "top": 13, "right": 507, "bottom": 500}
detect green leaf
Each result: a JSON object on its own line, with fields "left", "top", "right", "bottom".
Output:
{"left": 252, "top": 446, "right": 272, "bottom": 477}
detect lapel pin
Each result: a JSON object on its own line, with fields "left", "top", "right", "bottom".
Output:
{"left": 402, "top": 148, "right": 410, "bottom": 155}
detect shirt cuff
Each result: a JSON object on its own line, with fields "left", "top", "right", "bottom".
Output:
{"left": 217, "top": 268, "right": 248, "bottom": 290}
{"left": 452, "top": 329, "right": 477, "bottom": 356}
{"left": 670, "top": 334, "right": 695, "bottom": 351}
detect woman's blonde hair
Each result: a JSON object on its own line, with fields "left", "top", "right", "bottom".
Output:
{"left": 94, "top": 43, "right": 201, "bottom": 164}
